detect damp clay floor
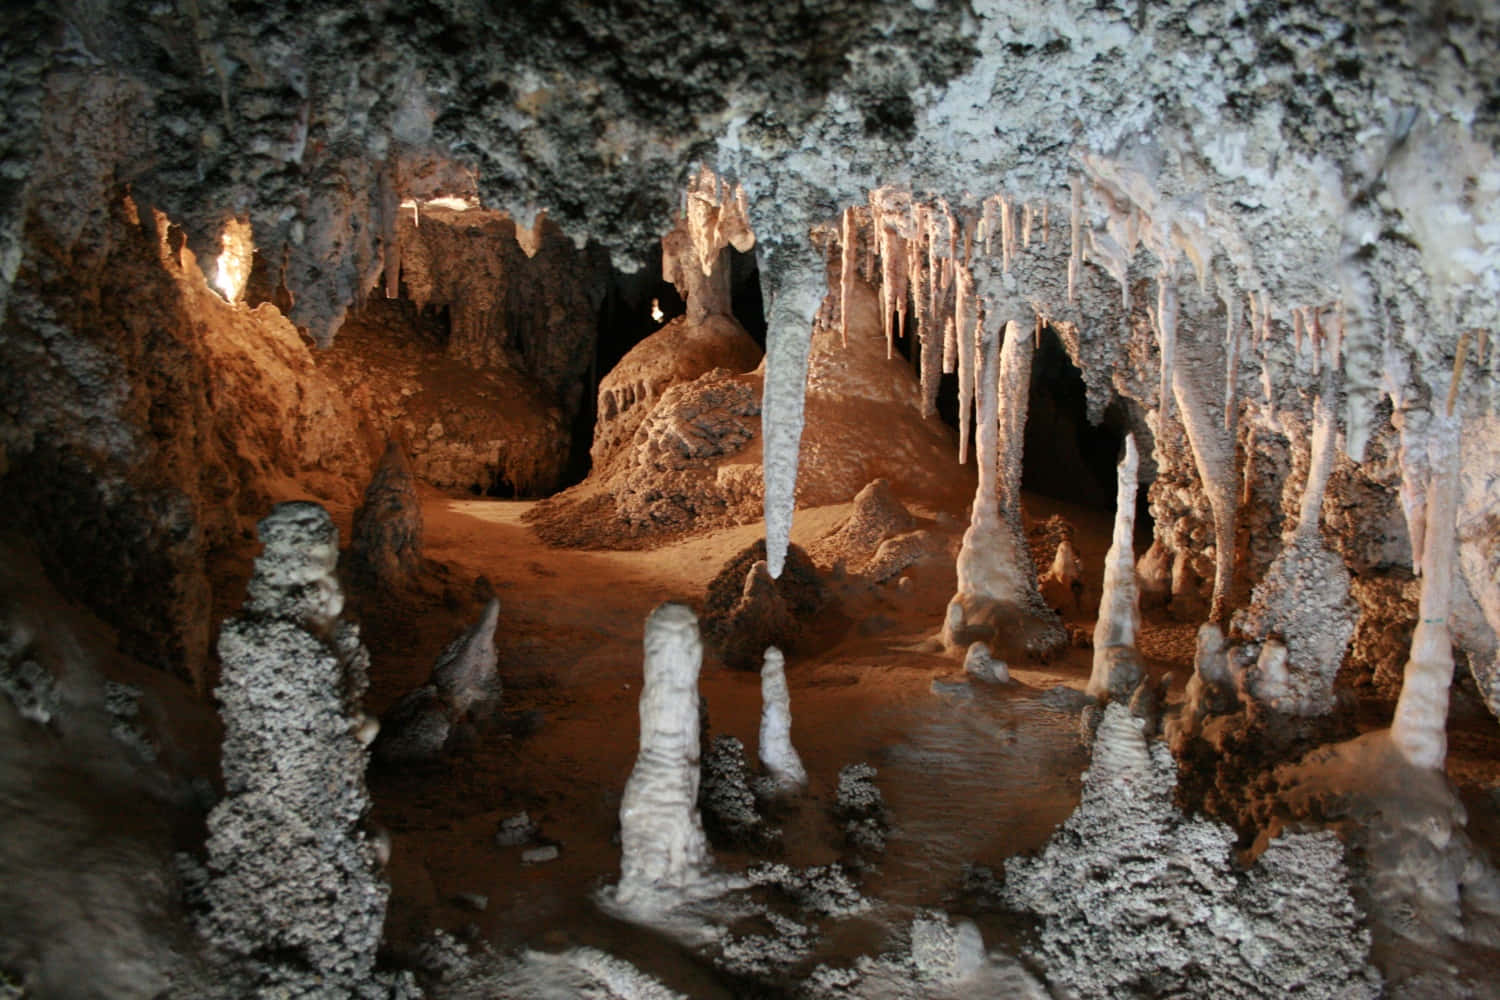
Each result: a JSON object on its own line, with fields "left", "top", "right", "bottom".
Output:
{"left": 304, "top": 487, "right": 1500, "bottom": 993}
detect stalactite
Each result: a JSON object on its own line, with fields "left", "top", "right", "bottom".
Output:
{"left": 1172, "top": 356, "right": 1238, "bottom": 626}
{"left": 759, "top": 238, "right": 826, "bottom": 580}
{"left": 1219, "top": 274, "right": 1241, "bottom": 432}
{"left": 978, "top": 194, "right": 1000, "bottom": 257}
{"left": 378, "top": 168, "right": 400, "bottom": 299}
{"left": 1068, "top": 176, "right": 1083, "bottom": 302}
{"left": 1156, "top": 271, "right": 1178, "bottom": 420}
{"left": 838, "top": 205, "right": 857, "bottom": 349}
{"left": 871, "top": 189, "right": 911, "bottom": 359}
{"left": 955, "top": 264, "right": 975, "bottom": 465}
{"left": 994, "top": 304, "right": 1035, "bottom": 559}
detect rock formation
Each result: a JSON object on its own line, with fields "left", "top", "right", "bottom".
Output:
{"left": 1086, "top": 435, "right": 1145, "bottom": 701}
{"left": 945, "top": 306, "right": 1064, "bottom": 660}
{"left": 204, "top": 502, "right": 390, "bottom": 987}
{"left": 349, "top": 438, "right": 423, "bottom": 590}
{"left": 1002, "top": 703, "right": 1381, "bottom": 1000}
{"left": 701, "top": 541, "right": 833, "bottom": 671}
{"left": 758, "top": 646, "right": 807, "bottom": 793}
{"left": 374, "top": 598, "right": 501, "bottom": 765}
{"left": 613, "top": 602, "right": 715, "bottom": 913}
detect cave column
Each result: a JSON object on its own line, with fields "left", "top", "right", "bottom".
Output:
{"left": 1391, "top": 411, "right": 1461, "bottom": 769}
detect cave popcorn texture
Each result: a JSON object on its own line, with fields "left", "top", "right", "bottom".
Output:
{"left": 204, "top": 502, "right": 389, "bottom": 985}
{"left": 1002, "top": 703, "right": 1381, "bottom": 999}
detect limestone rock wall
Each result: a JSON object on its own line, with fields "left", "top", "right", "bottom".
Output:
{"left": 395, "top": 205, "right": 610, "bottom": 420}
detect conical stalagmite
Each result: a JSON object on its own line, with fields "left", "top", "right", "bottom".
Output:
{"left": 758, "top": 646, "right": 807, "bottom": 792}
{"left": 1087, "top": 435, "right": 1145, "bottom": 700}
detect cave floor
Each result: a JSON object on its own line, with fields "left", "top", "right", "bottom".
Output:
{"left": 301, "top": 488, "right": 1500, "bottom": 989}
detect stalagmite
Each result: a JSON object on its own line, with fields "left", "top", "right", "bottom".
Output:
{"left": 615, "top": 602, "right": 715, "bottom": 910}
{"left": 205, "top": 502, "right": 389, "bottom": 984}
{"left": 1391, "top": 412, "right": 1461, "bottom": 769}
{"left": 943, "top": 293, "right": 1057, "bottom": 656}
{"left": 1236, "top": 374, "right": 1356, "bottom": 716}
{"left": 758, "top": 646, "right": 807, "bottom": 793}
{"left": 760, "top": 238, "right": 826, "bottom": 580}
{"left": 1087, "top": 435, "right": 1144, "bottom": 700}
{"left": 349, "top": 438, "right": 423, "bottom": 590}
{"left": 945, "top": 308, "right": 1006, "bottom": 646}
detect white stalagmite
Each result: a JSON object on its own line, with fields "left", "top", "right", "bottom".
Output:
{"left": 1087, "top": 435, "right": 1145, "bottom": 699}
{"left": 758, "top": 646, "right": 807, "bottom": 792}
{"left": 760, "top": 238, "right": 826, "bottom": 579}
{"left": 1391, "top": 411, "right": 1462, "bottom": 769}
{"left": 615, "top": 603, "right": 714, "bottom": 910}
{"left": 946, "top": 308, "right": 1006, "bottom": 646}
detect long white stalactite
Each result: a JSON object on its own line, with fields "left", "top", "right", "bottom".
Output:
{"left": 759, "top": 237, "right": 826, "bottom": 580}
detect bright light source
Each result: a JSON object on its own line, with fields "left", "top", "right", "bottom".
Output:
{"left": 213, "top": 219, "right": 253, "bottom": 303}
{"left": 651, "top": 298, "right": 664, "bottom": 323}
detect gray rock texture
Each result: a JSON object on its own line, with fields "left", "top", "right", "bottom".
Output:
{"left": 1002, "top": 704, "right": 1380, "bottom": 1000}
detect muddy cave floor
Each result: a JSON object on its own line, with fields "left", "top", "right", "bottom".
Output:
{"left": 213, "top": 486, "right": 1500, "bottom": 987}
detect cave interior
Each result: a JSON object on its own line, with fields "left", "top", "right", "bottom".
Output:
{"left": 3, "top": 1, "right": 1500, "bottom": 998}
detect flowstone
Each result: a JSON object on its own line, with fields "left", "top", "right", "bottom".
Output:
{"left": 203, "top": 502, "right": 393, "bottom": 990}
{"left": 1000, "top": 703, "right": 1380, "bottom": 999}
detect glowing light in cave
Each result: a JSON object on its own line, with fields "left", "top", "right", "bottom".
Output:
{"left": 651, "top": 298, "right": 664, "bottom": 323}
{"left": 213, "top": 219, "right": 254, "bottom": 303}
